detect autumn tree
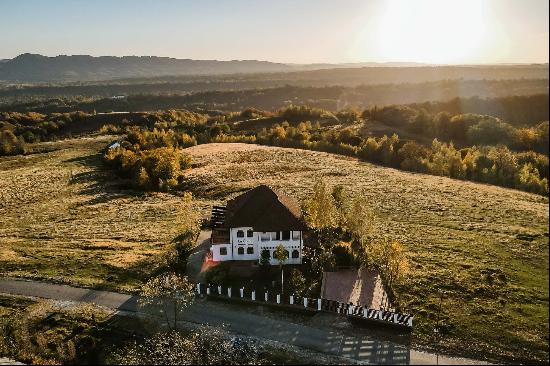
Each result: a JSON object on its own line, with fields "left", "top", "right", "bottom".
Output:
{"left": 0, "top": 130, "right": 26, "bottom": 156}
{"left": 161, "top": 192, "right": 201, "bottom": 271}
{"left": 273, "top": 244, "right": 289, "bottom": 295}
{"left": 139, "top": 272, "right": 195, "bottom": 330}
{"left": 345, "top": 194, "right": 376, "bottom": 265}
{"left": 304, "top": 180, "right": 338, "bottom": 231}
{"left": 287, "top": 268, "right": 307, "bottom": 297}
{"left": 368, "top": 240, "right": 410, "bottom": 290}
{"left": 331, "top": 184, "right": 353, "bottom": 229}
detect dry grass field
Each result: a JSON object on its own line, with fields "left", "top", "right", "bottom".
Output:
{"left": 0, "top": 138, "right": 548, "bottom": 363}
{"left": 183, "top": 143, "right": 549, "bottom": 363}
{"left": 0, "top": 136, "right": 207, "bottom": 292}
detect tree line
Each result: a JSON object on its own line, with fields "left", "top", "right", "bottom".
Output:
{"left": 2, "top": 105, "right": 548, "bottom": 195}
{"left": 256, "top": 122, "right": 548, "bottom": 195}
{"left": 1, "top": 80, "right": 547, "bottom": 126}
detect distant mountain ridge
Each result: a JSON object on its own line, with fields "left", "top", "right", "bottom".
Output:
{"left": 0, "top": 53, "right": 547, "bottom": 83}
{"left": 0, "top": 53, "right": 296, "bottom": 82}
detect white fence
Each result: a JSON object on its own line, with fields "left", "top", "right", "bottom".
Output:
{"left": 196, "top": 283, "right": 413, "bottom": 328}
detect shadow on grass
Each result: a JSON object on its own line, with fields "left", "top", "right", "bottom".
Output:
{"left": 65, "top": 152, "right": 139, "bottom": 205}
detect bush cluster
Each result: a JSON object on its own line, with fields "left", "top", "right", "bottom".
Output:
{"left": 104, "top": 128, "right": 194, "bottom": 191}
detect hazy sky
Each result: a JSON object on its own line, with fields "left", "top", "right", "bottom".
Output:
{"left": 1, "top": 0, "right": 548, "bottom": 64}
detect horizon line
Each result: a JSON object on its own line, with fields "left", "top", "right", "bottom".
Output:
{"left": 2, "top": 53, "right": 549, "bottom": 67}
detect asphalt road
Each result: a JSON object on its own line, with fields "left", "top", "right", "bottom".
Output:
{"left": 0, "top": 278, "right": 489, "bottom": 365}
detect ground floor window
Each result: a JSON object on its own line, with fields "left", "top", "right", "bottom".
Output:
{"left": 220, "top": 247, "right": 228, "bottom": 255}
{"left": 247, "top": 247, "right": 254, "bottom": 254}
{"left": 292, "top": 249, "right": 299, "bottom": 258}
{"left": 238, "top": 247, "right": 244, "bottom": 255}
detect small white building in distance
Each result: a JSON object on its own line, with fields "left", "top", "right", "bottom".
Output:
{"left": 210, "top": 185, "right": 307, "bottom": 265}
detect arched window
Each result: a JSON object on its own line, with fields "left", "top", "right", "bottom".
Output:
{"left": 247, "top": 247, "right": 254, "bottom": 254}
{"left": 247, "top": 229, "right": 254, "bottom": 238}
{"left": 237, "top": 230, "right": 244, "bottom": 238}
{"left": 237, "top": 247, "right": 244, "bottom": 255}
{"left": 292, "top": 250, "right": 300, "bottom": 259}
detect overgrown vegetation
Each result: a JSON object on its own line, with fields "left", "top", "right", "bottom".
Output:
{"left": 108, "top": 326, "right": 267, "bottom": 365}
{"left": 302, "top": 181, "right": 409, "bottom": 299}
{"left": 0, "top": 299, "right": 113, "bottom": 364}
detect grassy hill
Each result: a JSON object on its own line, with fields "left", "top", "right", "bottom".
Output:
{"left": 185, "top": 143, "right": 549, "bottom": 363}
{"left": 0, "top": 137, "right": 548, "bottom": 363}
{"left": 0, "top": 136, "right": 197, "bottom": 291}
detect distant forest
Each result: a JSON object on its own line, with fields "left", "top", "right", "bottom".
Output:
{"left": 2, "top": 90, "right": 547, "bottom": 128}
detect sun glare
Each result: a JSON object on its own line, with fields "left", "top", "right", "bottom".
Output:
{"left": 354, "top": 0, "right": 489, "bottom": 64}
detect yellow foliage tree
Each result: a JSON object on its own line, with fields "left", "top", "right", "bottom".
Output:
{"left": 367, "top": 239, "right": 409, "bottom": 290}
{"left": 303, "top": 180, "right": 338, "bottom": 230}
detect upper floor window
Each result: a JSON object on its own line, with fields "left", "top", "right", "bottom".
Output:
{"left": 282, "top": 231, "right": 290, "bottom": 240}
{"left": 236, "top": 230, "right": 244, "bottom": 238}
{"left": 260, "top": 232, "right": 270, "bottom": 241}
{"left": 292, "top": 231, "right": 300, "bottom": 240}
{"left": 220, "top": 247, "right": 228, "bottom": 255}
{"left": 247, "top": 229, "right": 254, "bottom": 238}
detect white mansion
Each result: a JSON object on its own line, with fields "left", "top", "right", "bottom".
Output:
{"left": 210, "top": 185, "right": 307, "bottom": 265}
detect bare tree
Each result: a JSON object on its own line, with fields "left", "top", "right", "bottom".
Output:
{"left": 139, "top": 272, "right": 195, "bottom": 330}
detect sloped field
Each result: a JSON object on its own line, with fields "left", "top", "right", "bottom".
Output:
{"left": 0, "top": 138, "right": 547, "bottom": 363}
{"left": 183, "top": 143, "right": 549, "bottom": 364}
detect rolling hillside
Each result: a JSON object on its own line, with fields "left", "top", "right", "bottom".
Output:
{"left": 0, "top": 137, "right": 548, "bottom": 363}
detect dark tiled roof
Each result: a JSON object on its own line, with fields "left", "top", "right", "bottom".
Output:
{"left": 225, "top": 185, "right": 307, "bottom": 231}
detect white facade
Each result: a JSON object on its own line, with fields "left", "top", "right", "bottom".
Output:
{"left": 211, "top": 227, "right": 303, "bottom": 265}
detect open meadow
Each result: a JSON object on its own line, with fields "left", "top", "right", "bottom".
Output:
{"left": 0, "top": 136, "right": 203, "bottom": 292}
{"left": 184, "top": 143, "right": 549, "bottom": 363}
{"left": 0, "top": 137, "right": 548, "bottom": 363}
